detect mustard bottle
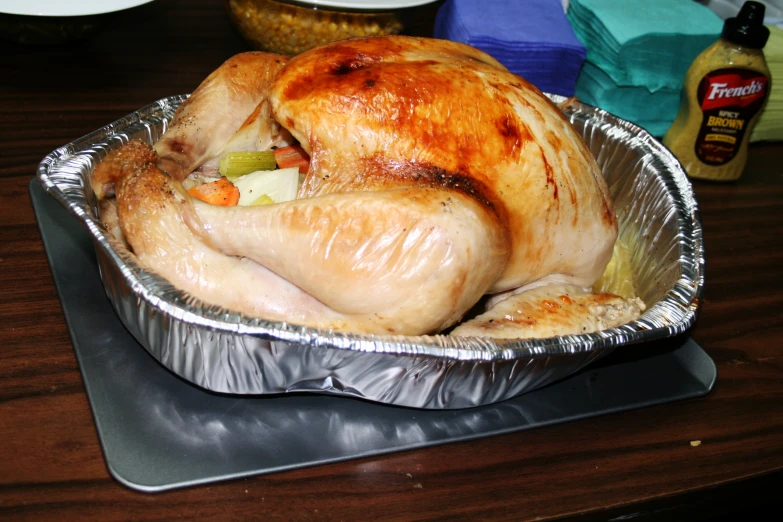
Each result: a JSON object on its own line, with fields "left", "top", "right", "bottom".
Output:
{"left": 663, "top": 1, "right": 770, "bottom": 182}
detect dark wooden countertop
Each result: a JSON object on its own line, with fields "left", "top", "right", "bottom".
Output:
{"left": 1, "top": 1, "right": 781, "bottom": 520}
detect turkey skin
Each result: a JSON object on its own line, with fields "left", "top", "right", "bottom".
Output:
{"left": 92, "top": 36, "right": 637, "bottom": 337}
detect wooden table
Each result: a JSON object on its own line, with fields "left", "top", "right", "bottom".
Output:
{"left": 2, "top": 1, "right": 781, "bottom": 519}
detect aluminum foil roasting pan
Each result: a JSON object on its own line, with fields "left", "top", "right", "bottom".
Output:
{"left": 37, "top": 94, "right": 704, "bottom": 409}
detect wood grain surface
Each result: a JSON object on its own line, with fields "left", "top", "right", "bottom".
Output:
{"left": 1, "top": 1, "right": 781, "bottom": 520}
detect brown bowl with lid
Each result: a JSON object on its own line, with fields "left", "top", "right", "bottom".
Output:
{"left": 225, "top": 0, "right": 438, "bottom": 56}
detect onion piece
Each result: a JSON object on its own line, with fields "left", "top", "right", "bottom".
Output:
{"left": 232, "top": 167, "right": 300, "bottom": 206}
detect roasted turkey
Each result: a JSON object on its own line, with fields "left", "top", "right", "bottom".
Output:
{"left": 91, "top": 36, "right": 643, "bottom": 337}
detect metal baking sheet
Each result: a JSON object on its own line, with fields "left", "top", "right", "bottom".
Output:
{"left": 31, "top": 179, "right": 716, "bottom": 492}
{"left": 35, "top": 94, "right": 705, "bottom": 409}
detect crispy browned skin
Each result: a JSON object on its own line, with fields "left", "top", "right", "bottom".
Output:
{"left": 451, "top": 284, "right": 645, "bottom": 339}
{"left": 90, "top": 139, "right": 156, "bottom": 200}
{"left": 270, "top": 36, "right": 617, "bottom": 293}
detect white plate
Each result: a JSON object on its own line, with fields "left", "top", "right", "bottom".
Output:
{"left": 0, "top": 0, "right": 155, "bottom": 17}
{"left": 291, "top": 0, "right": 440, "bottom": 10}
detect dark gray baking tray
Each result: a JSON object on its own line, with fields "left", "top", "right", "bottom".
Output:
{"left": 30, "top": 179, "right": 717, "bottom": 493}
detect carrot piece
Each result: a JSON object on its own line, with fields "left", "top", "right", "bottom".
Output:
{"left": 274, "top": 145, "right": 310, "bottom": 174}
{"left": 187, "top": 177, "right": 240, "bottom": 206}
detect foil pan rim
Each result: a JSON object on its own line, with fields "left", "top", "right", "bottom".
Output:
{"left": 36, "top": 94, "right": 705, "bottom": 363}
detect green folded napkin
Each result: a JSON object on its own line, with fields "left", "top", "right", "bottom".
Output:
{"left": 575, "top": 63, "right": 680, "bottom": 136}
{"left": 568, "top": 0, "right": 723, "bottom": 91}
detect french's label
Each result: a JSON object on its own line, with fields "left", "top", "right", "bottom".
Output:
{"left": 694, "top": 68, "right": 768, "bottom": 165}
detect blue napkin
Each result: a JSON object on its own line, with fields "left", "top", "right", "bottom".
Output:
{"left": 434, "top": 0, "right": 586, "bottom": 96}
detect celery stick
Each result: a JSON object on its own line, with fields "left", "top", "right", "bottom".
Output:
{"left": 219, "top": 151, "right": 276, "bottom": 180}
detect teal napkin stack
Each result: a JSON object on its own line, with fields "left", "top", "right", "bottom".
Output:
{"left": 568, "top": 0, "right": 724, "bottom": 136}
